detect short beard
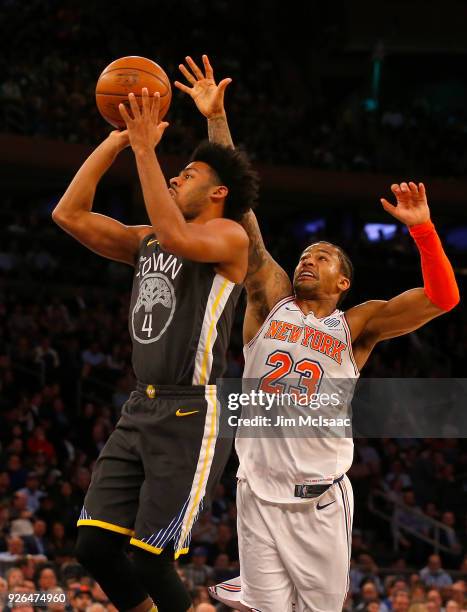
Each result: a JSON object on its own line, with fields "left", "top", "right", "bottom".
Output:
{"left": 180, "top": 197, "right": 205, "bottom": 221}
{"left": 293, "top": 281, "right": 319, "bottom": 300}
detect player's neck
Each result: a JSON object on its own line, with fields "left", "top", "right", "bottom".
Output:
{"left": 294, "top": 297, "right": 338, "bottom": 319}
{"left": 189, "top": 202, "right": 224, "bottom": 224}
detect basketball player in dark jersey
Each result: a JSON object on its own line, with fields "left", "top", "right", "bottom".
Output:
{"left": 52, "top": 91, "right": 258, "bottom": 612}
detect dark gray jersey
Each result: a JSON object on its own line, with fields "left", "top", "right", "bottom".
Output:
{"left": 129, "top": 234, "right": 242, "bottom": 385}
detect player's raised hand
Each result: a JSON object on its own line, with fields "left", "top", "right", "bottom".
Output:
{"left": 118, "top": 89, "right": 169, "bottom": 153}
{"left": 175, "top": 55, "right": 232, "bottom": 119}
{"left": 380, "top": 182, "right": 431, "bottom": 227}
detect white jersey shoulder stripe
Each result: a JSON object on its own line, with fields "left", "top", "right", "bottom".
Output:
{"left": 245, "top": 295, "right": 294, "bottom": 350}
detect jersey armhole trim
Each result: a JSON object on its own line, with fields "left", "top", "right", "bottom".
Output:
{"left": 341, "top": 313, "right": 359, "bottom": 375}
{"left": 244, "top": 295, "right": 294, "bottom": 350}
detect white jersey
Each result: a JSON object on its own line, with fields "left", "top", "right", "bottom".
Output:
{"left": 236, "top": 296, "right": 359, "bottom": 503}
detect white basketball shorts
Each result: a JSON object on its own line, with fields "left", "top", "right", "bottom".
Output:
{"left": 210, "top": 476, "right": 353, "bottom": 612}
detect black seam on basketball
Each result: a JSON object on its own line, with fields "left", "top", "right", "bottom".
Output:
{"left": 99, "top": 67, "right": 171, "bottom": 88}
{"left": 96, "top": 92, "right": 170, "bottom": 99}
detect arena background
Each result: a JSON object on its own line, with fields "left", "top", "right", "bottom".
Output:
{"left": 0, "top": 1, "right": 466, "bottom": 610}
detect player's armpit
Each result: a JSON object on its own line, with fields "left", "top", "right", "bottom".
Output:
{"left": 52, "top": 210, "right": 150, "bottom": 266}
{"left": 347, "top": 288, "right": 444, "bottom": 347}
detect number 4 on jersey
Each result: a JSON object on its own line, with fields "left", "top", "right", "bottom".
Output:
{"left": 142, "top": 314, "right": 153, "bottom": 337}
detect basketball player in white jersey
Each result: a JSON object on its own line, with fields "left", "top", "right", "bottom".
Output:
{"left": 176, "top": 56, "right": 460, "bottom": 612}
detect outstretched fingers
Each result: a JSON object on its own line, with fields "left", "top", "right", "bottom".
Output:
{"left": 202, "top": 54, "right": 214, "bottom": 79}
{"left": 118, "top": 102, "right": 132, "bottom": 124}
{"left": 174, "top": 80, "right": 192, "bottom": 95}
{"left": 178, "top": 63, "right": 196, "bottom": 85}
{"left": 185, "top": 55, "right": 204, "bottom": 80}
{"left": 127, "top": 92, "right": 141, "bottom": 119}
{"left": 380, "top": 197, "right": 398, "bottom": 215}
{"left": 141, "top": 88, "right": 151, "bottom": 116}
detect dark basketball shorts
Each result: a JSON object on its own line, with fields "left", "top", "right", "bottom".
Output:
{"left": 77, "top": 383, "right": 232, "bottom": 559}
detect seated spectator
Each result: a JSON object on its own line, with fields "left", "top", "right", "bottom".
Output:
{"left": 44, "top": 586, "right": 66, "bottom": 612}
{"left": 47, "top": 521, "right": 74, "bottom": 563}
{"left": 35, "top": 564, "right": 58, "bottom": 592}
{"left": 6, "top": 455, "right": 28, "bottom": 491}
{"left": 438, "top": 511, "right": 463, "bottom": 569}
{"left": 207, "top": 524, "right": 238, "bottom": 565}
{"left": 5, "top": 566, "right": 24, "bottom": 590}
{"left": 17, "top": 472, "right": 46, "bottom": 514}
{"left": 410, "top": 583, "right": 427, "bottom": 603}
{"left": 354, "top": 581, "right": 388, "bottom": 612}
{"left": 420, "top": 554, "right": 453, "bottom": 589}
{"left": 22, "top": 518, "right": 50, "bottom": 556}
{"left": 445, "top": 601, "right": 461, "bottom": 612}
{"left": 392, "top": 489, "right": 428, "bottom": 564}
{"left": 0, "top": 535, "right": 26, "bottom": 569}
{"left": 391, "top": 589, "right": 410, "bottom": 612}
{"left": 191, "top": 510, "right": 218, "bottom": 546}
{"left": 27, "top": 427, "right": 56, "bottom": 462}
{"left": 382, "top": 579, "right": 409, "bottom": 610}
{"left": 70, "top": 585, "right": 93, "bottom": 612}
{"left": 350, "top": 554, "right": 384, "bottom": 596}
{"left": 183, "top": 546, "right": 214, "bottom": 587}
{"left": 426, "top": 588, "right": 443, "bottom": 611}
{"left": 449, "top": 580, "right": 466, "bottom": 608}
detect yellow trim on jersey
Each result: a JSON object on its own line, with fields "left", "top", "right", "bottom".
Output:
{"left": 199, "top": 278, "right": 229, "bottom": 385}
{"left": 77, "top": 519, "right": 135, "bottom": 536}
{"left": 129, "top": 537, "right": 163, "bottom": 554}
{"left": 177, "top": 388, "right": 217, "bottom": 551}
{"left": 174, "top": 547, "right": 189, "bottom": 560}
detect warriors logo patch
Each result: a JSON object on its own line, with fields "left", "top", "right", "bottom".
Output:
{"left": 132, "top": 273, "right": 176, "bottom": 344}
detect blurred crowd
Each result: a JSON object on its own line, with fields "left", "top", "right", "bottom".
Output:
{"left": 1, "top": 1, "right": 467, "bottom": 604}
{"left": 1, "top": 0, "right": 467, "bottom": 177}
{"left": 0, "top": 187, "right": 465, "bottom": 610}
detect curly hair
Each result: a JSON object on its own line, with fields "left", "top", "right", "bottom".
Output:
{"left": 189, "top": 141, "right": 259, "bottom": 221}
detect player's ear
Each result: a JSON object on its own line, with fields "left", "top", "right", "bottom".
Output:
{"left": 210, "top": 185, "right": 228, "bottom": 202}
{"left": 337, "top": 276, "right": 350, "bottom": 293}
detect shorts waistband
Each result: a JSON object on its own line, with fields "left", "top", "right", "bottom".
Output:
{"left": 136, "top": 381, "right": 215, "bottom": 399}
{"left": 294, "top": 474, "right": 344, "bottom": 499}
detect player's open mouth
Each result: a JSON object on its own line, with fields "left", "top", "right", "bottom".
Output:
{"left": 168, "top": 188, "right": 176, "bottom": 198}
{"left": 298, "top": 271, "right": 317, "bottom": 280}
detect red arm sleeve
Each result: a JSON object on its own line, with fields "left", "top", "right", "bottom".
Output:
{"left": 409, "top": 220, "right": 460, "bottom": 311}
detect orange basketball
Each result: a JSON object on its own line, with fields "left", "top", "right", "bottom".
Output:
{"left": 95, "top": 56, "right": 172, "bottom": 129}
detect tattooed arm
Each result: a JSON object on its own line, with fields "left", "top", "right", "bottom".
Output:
{"left": 207, "top": 112, "right": 291, "bottom": 342}
{"left": 176, "top": 55, "right": 292, "bottom": 343}
{"left": 240, "top": 211, "right": 292, "bottom": 343}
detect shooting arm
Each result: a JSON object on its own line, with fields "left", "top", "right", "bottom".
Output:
{"left": 52, "top": 134, "right": 149, "bottom": 265}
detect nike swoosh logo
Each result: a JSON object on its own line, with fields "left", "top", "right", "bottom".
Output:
{"left": 175, "top": 409, "right": 199, "bottom": 417}
{"left": 147, "top": 239, "right": 158, "bottom": 246}
{"left": 317, "top": 500, "right": 336, "bottom": 510}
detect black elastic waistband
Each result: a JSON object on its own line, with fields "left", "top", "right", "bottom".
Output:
{"left": 136, "top": 381, "right": 212, "bottom": 398}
